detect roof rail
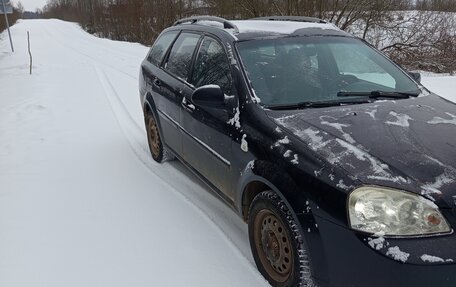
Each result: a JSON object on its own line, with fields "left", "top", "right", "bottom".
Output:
{"left": 250, "top": 16, "right": 327, "bottom": 24}
{"left": 173, "top": 16, "right": 239, "bottom": 33}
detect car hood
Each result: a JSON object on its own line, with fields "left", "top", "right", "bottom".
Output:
{"left": 266, "top": 94, "right": 456, "bottom": 208}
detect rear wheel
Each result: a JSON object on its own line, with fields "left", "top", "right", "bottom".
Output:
{"left": 145, "top": 112, "right": 173, "bottom": 163}
{"left": 249, "top": 191, "right": 314, "bottom": 287}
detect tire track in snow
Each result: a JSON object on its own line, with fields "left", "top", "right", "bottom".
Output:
{"left": 94, "top": 66, "right": 263, "bottom": 279}
{"left": 42, "top": 22, "right": 261, "bottom": 277}
{"left": 43, "top": 26, "right": 138, "bottom": 81}
{"left": 52, "top": 20, "right": 144, "bottom": 65}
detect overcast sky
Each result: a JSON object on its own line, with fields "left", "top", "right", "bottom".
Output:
{"left": 14, "top": 0, "right": 47, "bottom": 11}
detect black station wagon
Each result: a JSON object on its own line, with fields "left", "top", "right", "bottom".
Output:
{"left": 139, "top": 16, "right": 456, "bottom": 287}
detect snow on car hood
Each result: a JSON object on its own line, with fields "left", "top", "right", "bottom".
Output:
{"left": 266, "top": 94, "right": 456, "bottom": 208}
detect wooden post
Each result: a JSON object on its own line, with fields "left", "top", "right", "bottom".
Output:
{"left": 28, "top": 31, "right": 32, "bottom": 75}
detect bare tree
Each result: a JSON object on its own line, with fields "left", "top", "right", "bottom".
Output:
{"left": 40, "top": 0, "right": 456, "bottom": 73}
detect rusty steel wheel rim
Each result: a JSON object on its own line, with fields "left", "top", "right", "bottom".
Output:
{"left": 254, "top": 209, "right": 293, "bottom": 283}
{"left": 147, "top": 117, "right": 160, "bottom": 158}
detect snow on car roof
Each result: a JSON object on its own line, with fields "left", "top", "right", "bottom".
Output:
{"left": 193, "top": 19, "right": 341, "bottom": 38}
{"left": 230, "top": 20, "right": 340, "bottom": 34}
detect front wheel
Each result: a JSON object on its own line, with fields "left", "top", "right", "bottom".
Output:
{"left": 249, "top": 191, "right": 315, "bottom": 287}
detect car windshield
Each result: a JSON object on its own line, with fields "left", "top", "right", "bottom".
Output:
{"left": 236, "top": 36, "right": 420, "bottom": 108}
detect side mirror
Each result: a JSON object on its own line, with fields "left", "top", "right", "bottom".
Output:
{"left": 408, "top": 72, "right": 421, "bottom": 83}
{"left": 191, "top": 85, "right": 225, "bottom": 108}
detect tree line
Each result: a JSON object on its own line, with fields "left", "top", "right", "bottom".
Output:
{"left": 39, "top": 0, "right": 456, "bottom": 73}
{"left": 416, "top": 0, "right": 456, "bottom": 11}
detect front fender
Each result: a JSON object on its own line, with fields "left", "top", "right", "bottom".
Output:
{"left": 236, "top": 160, "right": 306, "bottom": 214}
{"left": 236, "top": 160, "right": 330, "bottom": 283}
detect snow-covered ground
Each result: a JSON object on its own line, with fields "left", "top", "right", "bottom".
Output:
{"left": 0, "top": 19, "right": 267, "bottom": 287}
{"left": 421, "top": 73, "right": 456, "bottom": 100}
{"left": 0, "top": 19, "right": 454, "bottom": 287}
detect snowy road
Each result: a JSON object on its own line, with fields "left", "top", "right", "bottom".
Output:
{"left": 0, "top": 19, "right": 267, "bottom": 287}
{"left": 0, "top": 19, "right": 455, "bottom": 287}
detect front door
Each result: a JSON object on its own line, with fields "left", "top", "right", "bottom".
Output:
{"left": 181, "top": 36, "right": 236, "bottom": 199}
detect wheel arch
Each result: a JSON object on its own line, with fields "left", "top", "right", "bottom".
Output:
{"left": 143, "top": 93, "right": 164, "bottom": 135}
{"left": 237, "top": 160, "right": 309, "bottom": 222}
{"left": 142, "top": 92, "right": 156, "bottom": 117}
{"left": 238, "top": 160, "right": 330, "bottom": 284}
{"left": 143, "top": 93, "right": 169, "bottom": 149}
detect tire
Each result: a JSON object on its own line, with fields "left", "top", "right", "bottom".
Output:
{"left": 248, "top": 191, "right": 315, "bottom": 287}
{"left": 145, "top": 112, "right": 174, "bottom": 163}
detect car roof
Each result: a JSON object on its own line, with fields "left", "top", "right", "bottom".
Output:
{"left": 170, "top": 16, "right": 352, "bottom": 41}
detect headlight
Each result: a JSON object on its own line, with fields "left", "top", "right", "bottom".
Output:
{"left": 348, "top": 186, "right": 451, "bottom": 236}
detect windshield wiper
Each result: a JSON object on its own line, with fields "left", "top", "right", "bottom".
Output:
{"left": 337, "top": 91, "right": 419, "bottom": 99}
{"left": 265, "top": 99, "right": 369, "bottom": 110}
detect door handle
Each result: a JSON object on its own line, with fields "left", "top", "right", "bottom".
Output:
{"left": 153, "top": 79, "right": 161, "bottom": 87}
{"left": 181, "top": 97, "right": 195, "bottom": 112}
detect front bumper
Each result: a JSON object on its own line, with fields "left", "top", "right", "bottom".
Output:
{"left": 300, "top": 214, "right": 456, "bottom": 287}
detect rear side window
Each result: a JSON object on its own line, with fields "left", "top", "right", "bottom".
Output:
{"left": 147, "top": 31, "right": 178, "bottom": 66}
{"left": 164, "top": 33, "right": 201, "bottom": 81}
{"left": 190, "top": 37, "right": 232, "bottom": 95}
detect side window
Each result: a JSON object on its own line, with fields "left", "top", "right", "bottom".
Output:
{"left": 191, "top": 37, "right": 232, "bottom": 95}
{"left": 147, "top": 31, "right": 178, "bottom": 66}
{"left": 164, "top": 33, "right": 201, "bottom": 81}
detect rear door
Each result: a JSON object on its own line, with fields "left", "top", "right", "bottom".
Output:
{"left": 154, "top": 32, "right": 202, "bottom": 156}
{"left": 181, "top": 36, "right": 236, "bottom": 198}
{"left": 141, "top": 31, "right": 179, "bottom": 153}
